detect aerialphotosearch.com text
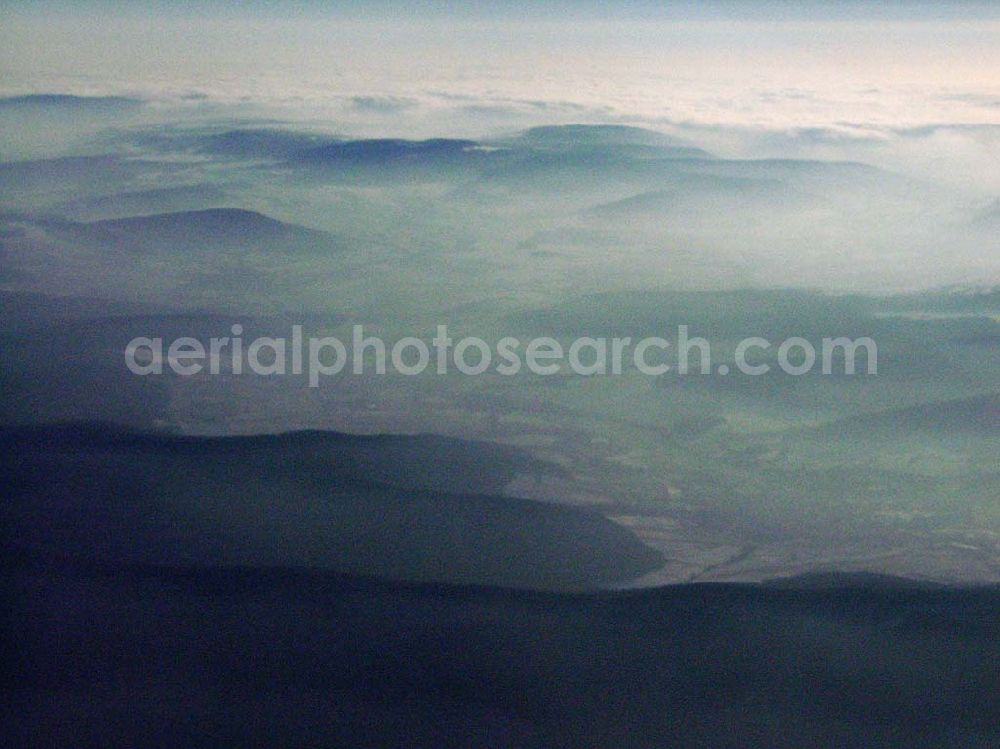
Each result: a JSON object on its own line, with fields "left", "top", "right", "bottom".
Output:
{"left": 124, "top": 324, "right": 878, "bottom": 386}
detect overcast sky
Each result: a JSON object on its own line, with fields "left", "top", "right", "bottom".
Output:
{"left": 3, "top": 2, "right": 999, "bottom": 133}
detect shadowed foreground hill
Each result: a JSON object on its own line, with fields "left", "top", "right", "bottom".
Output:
{"left": 1, "top": 423, "right": 662, "bottom": 590}
{"left": 2, "top": 424, "right": 997, "bottom": 747}
{"left": 3, "top": 561, "right": 997, "bottom": 748}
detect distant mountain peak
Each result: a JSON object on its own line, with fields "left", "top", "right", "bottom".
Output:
{"left": 0, "top": 93, "right": 141, "bottom": 109}
{"left": 85, "top": 207, "right": 295, "bottom": 235}
{"left": 71, "top": 208, "right": 336, "bottom": 254}
{"left": 296, "top": 137, "right": 480, "bottom": 164}
{"left": 520, "top": 124, "right": 685, "bottom": 147}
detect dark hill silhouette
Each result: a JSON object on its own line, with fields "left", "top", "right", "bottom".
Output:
{"left": 296, "top": 138, "right": 479, "bottom": 165}
{"left": 5, "top": 559, "right": 998, "bottom": 748}
{"left": 0, "top": 93, "right": 141, "bottom": 110}
{"left": 196, "top": 128, "right": 337, "bottom": 159}
{"left": 58, "top": 208, "right": 338, "bottom": 255}
{"left": 1, "top": 422, "right": 662, "bottom": 591}
{"left": 130, "top": 127, "right": 341, "bottom": 160}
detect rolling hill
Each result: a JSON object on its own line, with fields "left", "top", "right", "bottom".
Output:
{"left": 1, "top": 422, "right": 663, "bottom": 590}
{"left": 67, "top": 208, "right": 337, "bottom": 255}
